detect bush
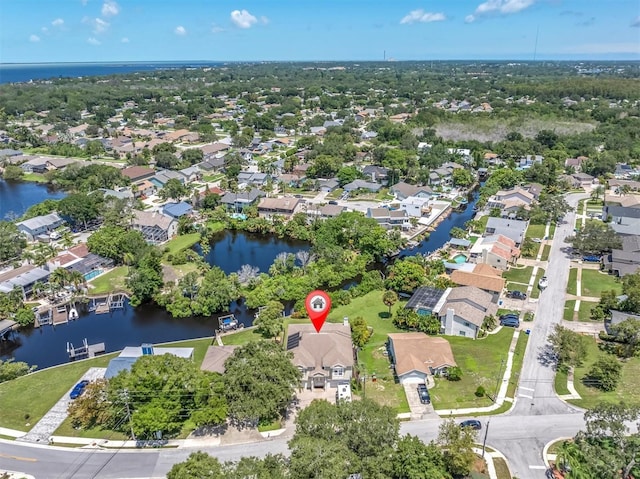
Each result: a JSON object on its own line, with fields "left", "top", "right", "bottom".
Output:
{"left": 475, "top": 386, "right": 486, "bottom": 397}
{"left": 330, "top": 289, "right": 352, "bottom": 306}
{"left": 587, "top": 354, "right": 622, "bottom": 392}
{"left": 447, "top": 366, "right": 463, "bottom": 381}
{"left": 350, "top": 316, "right": 372, "bottom": 348}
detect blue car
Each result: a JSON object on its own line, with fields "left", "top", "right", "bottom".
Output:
{"left": 70, "top": 380, "right": 90, "bottom": 399}
{"left": 582, "top": 255, "right": 601, "bottom": 262}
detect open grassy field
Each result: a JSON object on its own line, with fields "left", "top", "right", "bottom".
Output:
{"left": 503, "top": 266, "right": 533, "bottom": 285}
{"left": 89, "top": 266, "right": 129, "bottom": 295}
{"left": 580, "top": 269, "right": 622, "bottom": 298}
{"left": 164, "top": 233, "right": 201, "bottom": 255}
{"left": 570, "top": 338, "right": 640, "bottom": 409}
{"left": 430, "top": 329, "right": 514, "bottom": 410}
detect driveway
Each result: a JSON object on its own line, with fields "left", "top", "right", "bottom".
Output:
{"left": 402, "top": 383, "right": 437, "bottom": 419}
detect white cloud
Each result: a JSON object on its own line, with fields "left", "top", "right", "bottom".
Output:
{"left": 211, "top": 24, "right": 225, "bottom": 33}
{"left": 29, "top": 34, "right": 40, "bottom": 42}
{"left": 101, "top": 0, "right": 119, "bottom": 17}
{"left": 41, "top": 27, "right": 49, "bottom": 33}
{"left": 87, "top": 37, "right": 101, "bottom": 45}
{"left": 631, "top": 16, "right": 640, "bottom": 27}
{"left": 230, "top": 9, "right": 258, "bottom": 29}
{"left": 466, "top": 0, "right": 535, "bottom": 22}
{"left": 121, "top": 37, "right": 129, "bottom": 43}
{"left": 83, "top": 16, "right": 110, "bottom": 34}
{"left": 52, "top": 18, "right": 64, "bottom": 27}
{"left": 174, "top": 25, "right": 187, "bottom": 36}
{"left": 400, "top": 9, "right": 446, "bottom": 24}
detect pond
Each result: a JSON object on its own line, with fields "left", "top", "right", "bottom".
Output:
{"left": 0, "top": 179, "right": 66, "bottom": 220}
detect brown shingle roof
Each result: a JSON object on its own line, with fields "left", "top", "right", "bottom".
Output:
{"left": 388, "top": 332, "right": 456, "bottom": 375}
{"left": 121, "top": 166, "right": 155, "bottom": 181}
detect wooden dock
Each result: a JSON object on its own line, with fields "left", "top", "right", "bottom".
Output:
{"left": 52, "top": 305, "right": 68, "bottom": 325}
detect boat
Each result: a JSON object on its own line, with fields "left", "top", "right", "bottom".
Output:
{"left": 538, "top": 276, "right": 548, "bottom": 290}
{"left": 68, "top": 306, "right": 79, "bottom": 320}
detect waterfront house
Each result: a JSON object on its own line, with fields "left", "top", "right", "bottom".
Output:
{"left": 286, "top": 322, "right": 354, "bottom": 391}
{"left": 399, "top": 196, "right": 432, "bottom": 218}
{"left": 105, "top": 343, "right": 194, "bottom": 379}
{"left": 131, "top": 210, "right": 177, "bottom": 244}
{"left": 391, "top": 182, "right": 434, "bottom": 201}
{"left": 603, "top": 235, "right": 640, "bottom": 277}
{"left": 16, "top": 212, "right": 65, "bottom": 242}
{"left": 486, "top": 187, "right": 535, "bottom": 215}
{"left": 0, "top": 265, "right": 51, "bottom": 300}
{"left": 257, "top": 197, "right": 301, "bottom": 219}
{"left": 220, "top": 189, "right": 265, "bottom": 212}
{"left": 200, "top": 345, "right": 238, "bottom": 374}
{"left": 469, "top": 234, "right": 521, "bottom": 270}
{"left": 121, "top": 166, "right": 155, "bottom": 183}
{"left": 484, "top": 218, "right": 527, "bottom": 246}
{"left": 387, "top": 333, "right": 456, "bottom": 384}
{"left": 162, "top": 202, "right": 193, "bottom": 219}
{"left": 366, "top": 208, "right": 410, "bottom": 230}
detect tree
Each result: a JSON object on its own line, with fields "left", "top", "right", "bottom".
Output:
{"left": 254, "top": 300, "right": 285, "bottom": 340}
{"left": 392, "top": 435, "right": 451, "bottom": 479}
{"left": 609, "top": 319, "right": 640, "bottom": 358}
{"left": 548, "top": 324, "right": 589, "bottom": 369}
{"left": 621, "top": 272, "right": 640, "bottom": 313}
{"left": 452, "top": 168, "right": 473, "bottom": 187}
{"left": 0, "top": 358, "right": 35, "bottom": 383}
{"left": 58, "top": 192, "right": 103, "bottom": 228}
{"left": 587, "top": 354, "right": 622, "bottom": 391}
{"left": 2, "top": 165, "right": 24, "bottom": 181}
{"left": 201, "top": 191, "right": 221, "bottom": 210}
{"left": 350, "top": 316, "right": 372, "bottom": 348}
{"left": 567, "top": 222, "right": 621, "bottom": 256}
{"left": 386, "top": 260, "right": 428, "bottom": 293}
{"left": 126, "top": 250, "right": 163, "bottom": 306}
{"left": 67, "top": 379, "right": 114, "bottom": 429}
{"left": 591, "top": 185, "right": 605, "bottom": 202}
{"left": 383, "top": 290, "right": 399, "bottom": 315}
{"left": 223, "top": 340, "right": 301, "bottom": 426}
{"left": 0, "top": 221, "right": 26, "bottom": 262}
{"left": 449, "top": 226, "right": 466, "bottom": 239}
{"left": 191, "top": 266, "right": 240, "bottom": 316}
{"left": 167, "top": 452, "right": 224, "bottom": 479}
{"left": 437, "top": 418, "right": 478, "bottom": 477}
{"left": 160, "top": 178, "right": 187, "bottom": 201}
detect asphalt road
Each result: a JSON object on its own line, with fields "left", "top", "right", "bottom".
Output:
{"left": 0, "top": 194, "right": 590, "bottom": 479}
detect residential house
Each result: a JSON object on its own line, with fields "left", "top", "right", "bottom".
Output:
{"left": 198, "top": 158, "right": 225, "bottom": 172}
{"left": 199, "top": 142, "right": 230, "bottom": 160}
{"left": 257, "top": 197, "right": 301, "bottom": 219}
{"left": 605, "top": 310, "right": 640, "bottom": 335}
{"left": 362, "top": 165, "right": 389, "bottom": 184}
{"left": 609, "top": 179, "right": 640, "bottom": 193}
{"left": 391, "top": 182, "right": 434, "bottom": 201}
{"left": 97, "top": 188, "right": 134, "bottom": 201}
{"left": 286, "top": 322, "right": 355, "bottom": 390}
{"left": 469, "top": 234, "right": 521, "bottom": 270}
{"left": 179, "top": 165, "right": 201, "bottom": 182}
{"left": 307, "top": 204, "right": 346, "bottom": 220}
{"left": 121, "top": 166, "right": 155, "bottom": 183}
{"left": 342, "top": 180, "right": 382, "bottom": 193}
{"left": 565, "top": 157, "right": 588, "bottom": 172}
{"left": 0, "top": 265, "right": 51, "bottom": 300}
{"left": 16, "top": 212, "right": 65, "bottom": 241}
{"left": 134, "top": 180, "right": 157, "bottom": 198}
{"left": 604, "top": 235, "right": 640, "bottom": 277}
{"left": 152, "top": 169, "right": 186, "bottom": 187}
{"left": 162, "top": 202, "right": 193, "bottom": 219}
{"left": 20, "top": 157, "right": 50, "bottom": 174}
{"left": 437, "top": 286, "right": 497, "bottom": 339}
{"left": 571, "top": 173, "right": 596, "bottom": 187}
{"left": 399, "top": 196, "right": 432, "bottom": 218}
{"left": 360, "top": 131, "right": 378, "bottom": 141}
{"left": 220, "top": 189, "right": 265, "bottom": 212}
{"left": 387, "top": 333, "right": 457, "bottom": 384}
{"left": 404, "top": 286, "right": 446, "bottom": 316}
{"left": 366, "top": 208, "right": 410, "bottom": 230}
{"left": 0, "top": 148, "right": 22, "bottom": 160}
{"left": 486, "top": 187, "right": 535, "bottom": 215}
{"left": 200, "top": 345, "right": 238, "bottom": 374}
{"left": 603, "top": 205, "right": 640, "bottom": 236}
{"left": 105, "top": 344, "right": 194, "bottom": 379}
{"left": 517, "top": 155, "right": 543, "bottom": 170}
{"left": 237, "top": 171, "right": 270, "bottom": 188}
{"left": 319, "top": 179, "right": 340, "bottom": 192}
{"left": 131, "top": 210, "right": 178, "bottom": 244}
{"left": 450, "top": 264, "right": 505, "bottom": 302}
{"left": 484, "top": 218, "right": 528, "bottom": 245}
{"left": 614, "top": 163, "right": 640, "bottom": 179}
{"left": 278, "top": 173, "right": 306, "bottom": 188}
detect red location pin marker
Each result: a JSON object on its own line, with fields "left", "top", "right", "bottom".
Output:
{"left": 305, "top": 290, "right": 331, "bottom": 333}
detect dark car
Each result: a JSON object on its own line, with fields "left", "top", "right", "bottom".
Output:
{"left": 70, "top": 379, "right": 90, "bottom": 399}
{"left": 328, "top": 200, "right": 338, "bottom": 205}
{"left": 417, "top": 384, "right": 431, "bottom": 404}
{"left": 582, "top": 255, "right": 602, "bottom": 262}
{"left": 460, "top": 419, "right": 482, "bottom": 430}
{"left": 500, "top": 313, "right": 519, "bottom": 321}
{"left": 507, "top": 291, "right": 527, "bottom": 300}
{"left": 500, "top": 317, "right": 520, "bottom": 328}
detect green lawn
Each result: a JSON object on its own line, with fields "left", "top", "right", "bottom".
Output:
{"left": 0, "top": 354, "right": 116, "bottom": 431}
{"left": 430, "top": 329, "right": 514, "bottom": 410}
{"left": 89, "top": 266, "right": 129, "bottom": 295}
{"left": 202, "top": 174, "right": 224, "bottom": 183}
{"left": 503, "top": 266, "right": 533, "bottom": 285}
{"left": 22, "top": 173, "right": 48, "bottom": 183}
{"left": 326, "top": 188, "right": 344, "bottom": 199}
{"left": 567, "top": 268, "right": 578, "bottom": 295}
{"left": 526, "top": 223, "right": 546, "bottom": 239}
{"left": 549, "top": 223, "right": 556, "bottom": 239}
{"left": 505, "top": 332, "right": 529, "bottom": 398}
{"left": 577, "top": 301, "right": 598, "bottom": 322}
{"left": 580, "top": 269, "right": 622, "bottom": 298}
{"left": 219, "top": 327, "right": 264, "bottom": 345}
{"left": 326, "top": 291, "right": 409, "bottom": 413}
{"left": 554, "top": 368, "right": 570, "bottom": 395}
{"left": 164, "top": 233, "right": 201, "bottom": 255}
{"left": 564, "top": 300, "right": 576, "bottom": 321}
{"left": 530, "top": 268, "right": 546, "bottom": 299}
{"left": 569, "top": 339, "right": 640, "bottom": 409}
{"left": 541, "top": 244, "right": 551, "bottom": 262}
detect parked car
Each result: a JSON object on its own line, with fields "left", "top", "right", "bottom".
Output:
{"left": 417, "top": 384, "right": 431, "bottom": 404}
{"left": 507, "top": 291, "right": 527, "bottom": 300}
{"left": 582, "top": 255, "right": 601, "bottom": 262}
{"left": 70, "top": 379, "right": 90, "bottom": 399}
{"left": 531, "top": 237, "right": 542, "bottom": 243}
{"left": 500, "top": 313, "right": 519, "bottom": 322}
{"left": 328, "top": 200, "right": 338, "bottom": 205}
{"left": 500, "top": 317, "right": 520, "bottom": 328}
{"left": 460, "top": 419, "right": 482, "bottom": 430}
{"left": 538, "top": 276, "right": 548, "bottom": 290}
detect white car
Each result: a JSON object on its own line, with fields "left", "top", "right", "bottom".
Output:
{"left": 532, "top": 237, "right": 542, "bottom": 243}
{"left": 538, "top": 276, "right": 548, "bottom": 290}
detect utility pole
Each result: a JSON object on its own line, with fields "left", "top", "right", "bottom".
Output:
{"left": 481, "top": 419, "right": 490, "bottom": 458}
{"left": 493, "top": 358, "right": 506, "bottom": 403}
{"left": 122, "top": 389, "right": 136, "bottom": 441}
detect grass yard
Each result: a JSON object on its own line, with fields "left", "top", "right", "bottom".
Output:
{"left": 549, "top": 223, "right": 556, "bottom": 239}
{"left": 493, "top": 457, "right": 512, "bottom": 479}
{"left": 326, "top": 291, "right": 409, "bottom": 413}
{"left": 578, "top": 301, "right": 598, "bottom": 321}
{"left": 563, "top": 300, "right": 576, "bottom": 321}
{"left": 0, "top": 354, "right": 116, "bottom": 431}
{"left": 541, "top": 244, "right": 551, "bottom": 262}
{"left": 430, "top": 328, "right": 514, "bottom": 410}
{"left": 526, "top": 223, "right": 546, "bottom": 239}
{"left": 531, "top": 268, "right": 546, "bottom": 299}
{"left": 503, "top": 266, "right": 533, "bottom": 285}
{"left": 89, "top": 266, "right": 129, "bottom": 295}
{"left": 505, "top": 332, "right": 529, "bottom": 398}
{"left": 164, "top": 233, "right": 201, "bottom": 255}
{"left": 326, "top": 188, "right": 344, "bottom": 199}
{"left": 569, "top": 338, "right": 640, "bottom": 409}
{"left": 554, "top": 368, "right": 570, "bottom": 396}
{"left": 580, "top": 269, "right": 622, "bottom": 298}
{"left": 202, "top": 174, "right": 224, "bottom": 183}
{"left": 567, "top": 268, "right": 578, "bottom": 295}
{"left": 219, "top": 327, "right": 264, "bottom": 345}
{"left": 22, "top": 173, "right": 48, "bottom": 183}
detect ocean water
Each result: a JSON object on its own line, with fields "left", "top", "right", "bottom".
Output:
{"left": 0, "top": 61, "right": 223, "bottom": 84}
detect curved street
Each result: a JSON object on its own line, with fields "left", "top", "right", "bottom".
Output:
{"left": 0, "top": 194, "right": 589, "bottom": 479}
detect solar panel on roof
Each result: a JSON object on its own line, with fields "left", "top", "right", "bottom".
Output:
{"left": 286, "top": 332, "right": 300, "bottom": 351}
{"left": 405, "top": 287, "right": 445, "bottom": 310}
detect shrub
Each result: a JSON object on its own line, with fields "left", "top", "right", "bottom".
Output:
{"left": 447, "top": 366, "right": 463, "bottom": 381}
{"left": 475, "top": 386, "right": 486, "bottom": 397}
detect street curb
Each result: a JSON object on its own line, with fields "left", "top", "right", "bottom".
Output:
{"left": 542, "top": 437, "right": 572, "bottom": 467}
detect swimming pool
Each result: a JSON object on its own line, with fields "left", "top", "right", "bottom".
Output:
{"left": 84, "top": 269, "right": 103, "bottom": 281}
{"left": 452, "top": 254, "right": 467, "bottom": 264}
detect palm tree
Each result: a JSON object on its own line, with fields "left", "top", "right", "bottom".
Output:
{"left": 591, "top": 185, "right": 604, "bottom": 203}
{"left": 68, "top": 270, "right": 86, "bottom": 293}
{"left": 22, "top": 250, "right": 35, "bottom": 265}
{"left": 122, "top": 252, "right": 136, "bottom": 273}
{"left": 31, "top": 280, "right": 45, "bottom": 299}
{"left": 49, "top": 267, "right": 70, "bottom": 291}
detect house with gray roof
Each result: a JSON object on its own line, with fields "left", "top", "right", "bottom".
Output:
{"left": 237, "top": 171, "right": 270, "bottom": 187}
{"left": 152, "top": 169, "right": 186, "bottom": 187}
{"left": 0, "top": 265, "right": 50, "bottom": 300}
{"left": 131, "top": 210, "right": 177, "bottom": 244}
{"left": 286, "top": 322, "right": 354, "bottom": 390}
{"left": 16, "top": 212, "right": 65, "bottom": 241}
{"left": 362, "top": 165, "right": 389, "bottom": 184}
{"left": 604, "top": 235, "right": 640, "bottom": 277}
{"left": 605, "top": 310, "right": 640, "bottom": 335}
{"left": 484, "top": 217, "right": 528, "bottom": 245}
{"left": 603, "top": 206, "right": 640, "bottom": 236}
{"left": 435, "top": 286, "right": 497, "bottom": 339}
{"left": 220, "top": 188, "right": 265, "bottom": 212}
{"left": 319, "top": 179, "right": 340, "bottom": 192}
{"left": 391, "top": 182, "right": 434, "bottom": 201}
{"left": 343, "top": 179, "right": 382, "bottom": 193}
{"left": 367, "top": 208, "right": 410, "bottom": 230}
{"left": 105, "top": 344, "right": 194, "bottom": 379}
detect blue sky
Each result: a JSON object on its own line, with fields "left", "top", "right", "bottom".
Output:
{"left": 2, "top": 0, "right": 639, "bottom": 63}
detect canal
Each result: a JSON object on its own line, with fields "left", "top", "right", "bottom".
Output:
{"left": 1, "top": 191, "right": 480, "bottom": 370}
